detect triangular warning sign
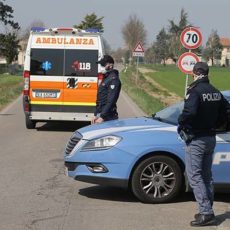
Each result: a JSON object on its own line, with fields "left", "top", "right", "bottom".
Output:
{"left": 133, "top": 42, "right": 144, "bottom": 52}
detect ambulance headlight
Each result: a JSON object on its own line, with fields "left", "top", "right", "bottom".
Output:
{"left": 81, "top": 135, "right": 122, "bottom": 151}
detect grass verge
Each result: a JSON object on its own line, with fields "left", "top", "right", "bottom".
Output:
{"left": 120, "top": 66, "right": 164, "bottom": 115}
{"left": 0, "top": 74, "right": 23, "bottom": 111}
{"left": 120, "top": 64, "right": 230, "bottom": 115}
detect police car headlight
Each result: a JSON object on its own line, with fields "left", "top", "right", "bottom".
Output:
{"left": 81, "top": 135, "right": 122, "bottom": 151}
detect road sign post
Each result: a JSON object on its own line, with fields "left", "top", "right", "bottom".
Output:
{"left": 133, "top": 42, "right": 144, "bottom": 84}
{"left": 178, "top": 52, "right": 200, "bottom": 96}
{"left": 178, "top": 52, "right": 200, "bottom": 75}
{"left": 179, "top": 27, "right": 202, "bottom": 96}
{"left": 180, "top": 27, "right": 202, "bottom": 50}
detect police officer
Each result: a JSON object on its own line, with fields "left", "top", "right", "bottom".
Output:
{"left": 91, "top": 55, "right": 121, "bottom": 124}
{"left": 178, "top": 62, "right": 230, "bottom": 227}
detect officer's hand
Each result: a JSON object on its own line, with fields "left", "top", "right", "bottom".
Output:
{"left": 91, "top": 116, "right": 97, "bottom": 124}
{"left": 95, "top": 117, "right": 104, "bottom": 124}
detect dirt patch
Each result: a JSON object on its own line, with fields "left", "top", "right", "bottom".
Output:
{"left": 138, "top": 67, "right": 182, "bottom": 105}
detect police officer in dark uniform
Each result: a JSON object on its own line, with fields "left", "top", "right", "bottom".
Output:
{"left": 178, "top": 62, "right": 230, "bottom": 227}
{"left": 91, "top": 55, "right": 121, "bottom": 124}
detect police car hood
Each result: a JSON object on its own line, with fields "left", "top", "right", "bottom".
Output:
{"left": 77, "top": 117, "right": 176, "bottom": 140}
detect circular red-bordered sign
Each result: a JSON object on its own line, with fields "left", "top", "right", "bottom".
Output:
{"left": 180, "top": 27, "right": 202, "bottom": 49}
{"left": 178, "top": 52, "right": 200, "bottom": 74}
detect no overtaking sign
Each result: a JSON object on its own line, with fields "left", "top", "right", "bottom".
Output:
{"left": 178, "top": 52, "right": 199, "bottom": 75}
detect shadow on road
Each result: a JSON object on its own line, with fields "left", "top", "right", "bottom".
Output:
{"left": 0, "top": 113, "right": 15, "bottom": 116}
{"left": 79, "top": 186, "right": 138, "bottom": 203}
{"left": 78, "top": 186, "right": 194, "bottom": 203}
{"left": 36, "top": 121, "right": 90, "bottom": 132}
{"left": 216, "top": 211, "right": 230, "bottom": 226}
{"left": 79, "top": 185, "right": 230, "bottom": 205}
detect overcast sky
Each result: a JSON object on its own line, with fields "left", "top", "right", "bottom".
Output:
{"left": 5, "top": 0, "right": 230, "bottom": 50}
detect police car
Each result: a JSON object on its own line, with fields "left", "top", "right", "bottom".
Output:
{"left": 64, "top": 91, "right": 230, "bottom": 203}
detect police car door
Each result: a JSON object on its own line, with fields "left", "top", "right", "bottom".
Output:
{"left": 63, "top": 33, "right": 99, "bottom": 120}
{"left": 212, "top": 131, "right": 230, "bottom": 185}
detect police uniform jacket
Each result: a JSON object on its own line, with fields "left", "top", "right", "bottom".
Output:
{"left": 178, "top": 76, "right": 230, "bottom": 136}
{"left": 95, "top": 69, "right": 121, "bottom": 120}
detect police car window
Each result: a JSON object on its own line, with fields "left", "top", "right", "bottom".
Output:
{"left": 224, "top": 95, "right": 230, "bottom": 102}
{"left": 153, "top": 101, "right": 184, "bottom": 125}
{"left": 64, "top": 50, "right": 98, "bottom": 77}
{"left": 216, "top": 94, "right": 230, "bottom": 132}
{"left": 30, "top": 49, "right": 64, "bottom": 76}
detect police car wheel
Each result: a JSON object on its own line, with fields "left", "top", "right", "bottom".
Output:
{"left": 25, "top": 115, "right": 36, "bottom": 129}
{"left": 131, "top": 155, "right": 183, "bottom": 203}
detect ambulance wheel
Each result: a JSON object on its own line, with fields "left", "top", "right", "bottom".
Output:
{"left": 25, "top": 115, "right": 36, "bottom": 129}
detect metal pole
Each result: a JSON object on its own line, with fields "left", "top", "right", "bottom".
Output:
{"left": 184, "top": 49, "right": 192, "bottom": 97}
{"left": 185, "top": 74, "right": 189, "bottom": 97}
{"left": 135, "top": 56, "right": 139, "bottom": 84}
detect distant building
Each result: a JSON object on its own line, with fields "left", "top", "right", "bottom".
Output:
{"left": 0, "top": 56, "right": 7, "bottom": 64}
{"left": 0, "top": 39, "right": 27, "bottom": 66}
{"left": 17, "top": 39, "right": 27, "bottom": 66}
{"left": 161, "top": 58, "right": 175, "bottom": 65}
{"left": 220, "top": 37, "right": 230, "bottom": 67}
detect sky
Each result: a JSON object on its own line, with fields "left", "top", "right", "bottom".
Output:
{"left": 5, "top": 0, "right": 230, "bottom": 50}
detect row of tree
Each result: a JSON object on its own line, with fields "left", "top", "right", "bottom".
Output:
{"left": 144, "top": 9, "right": 223, "bottom": 66}
{"left": 0, "top": 0, "right": 20, "bottom": 64}
{"left": 0, "top": 1, "right": 224, "bottom": 66}
{"left": 117, "top": 8, "right": 223, "bottom": 66}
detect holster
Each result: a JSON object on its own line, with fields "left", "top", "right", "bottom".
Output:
{"left": 179, "top": 130, "right": 195, "bottom": 144}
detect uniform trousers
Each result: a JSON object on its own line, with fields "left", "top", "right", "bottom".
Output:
{"left": 185, "top": 136, "right": 216, "bottom": 215}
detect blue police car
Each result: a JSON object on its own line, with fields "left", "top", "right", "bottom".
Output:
{"left": 64, "top": 91, "right": 230, "bottom": 203}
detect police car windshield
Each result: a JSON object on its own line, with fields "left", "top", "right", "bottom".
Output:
{"left": 224, "top": 95, "right": 230, "bottom": 103}
{"left": 153, "top": 101, "right": 184, "bottom": 125}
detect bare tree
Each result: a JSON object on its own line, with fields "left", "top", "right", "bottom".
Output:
{"left": 102, "top": 37, "right": 112, "bottom": 54}
{"left": 121, "top": 14, "right": 147, "bottom": 60}
{"left": 202, "top": 30, "right": 223, "bottom": 66}
{"left": 20, "top": 20, "right": 45, "bottom": 40}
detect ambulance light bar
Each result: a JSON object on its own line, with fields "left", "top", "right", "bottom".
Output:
{"left": 57, "top": 28, "right": 74, "bottom": 32}
{"left": 31, "top": 27, "right": 46, "bottom": 32}
{"left": 85, "top": 28, "right": 101, "bottom": 33}
{"left": 30, "top": 27, "right": 101, "bottom": 34}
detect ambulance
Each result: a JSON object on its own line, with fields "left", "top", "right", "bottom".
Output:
{"left": 23, "top": 27, "right": 105, "bottom": 129}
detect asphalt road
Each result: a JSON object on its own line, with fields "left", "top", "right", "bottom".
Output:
{"left": 0, "top": 92, "right": 230, "bottom": 230}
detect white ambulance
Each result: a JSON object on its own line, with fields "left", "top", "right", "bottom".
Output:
{"left": 23, "top": 27, "right": 105, "bottom": 129}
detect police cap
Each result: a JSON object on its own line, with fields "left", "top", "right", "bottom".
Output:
{"left": 96, "top": 55, "right": 114, "bottom": 67}
{"left": 193, "top": 62, "right": 209, "bottom": 76}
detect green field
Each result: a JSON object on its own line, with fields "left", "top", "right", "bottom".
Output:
{"left": 144, "top": 64, "right": 230, "bottom": 97}
{"left": 0, "top": 74, "right": 23, "bottom": 111}
{"left": 120, "top": 64, "right": 230, "bottom": 115}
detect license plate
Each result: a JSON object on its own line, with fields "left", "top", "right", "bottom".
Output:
{"left": 35, "top": 92, "right": 57, "bottom": 98}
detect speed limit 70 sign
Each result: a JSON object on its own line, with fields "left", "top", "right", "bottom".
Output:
{"left": 180, "top": 27, "right": 202, "bottom": 49}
